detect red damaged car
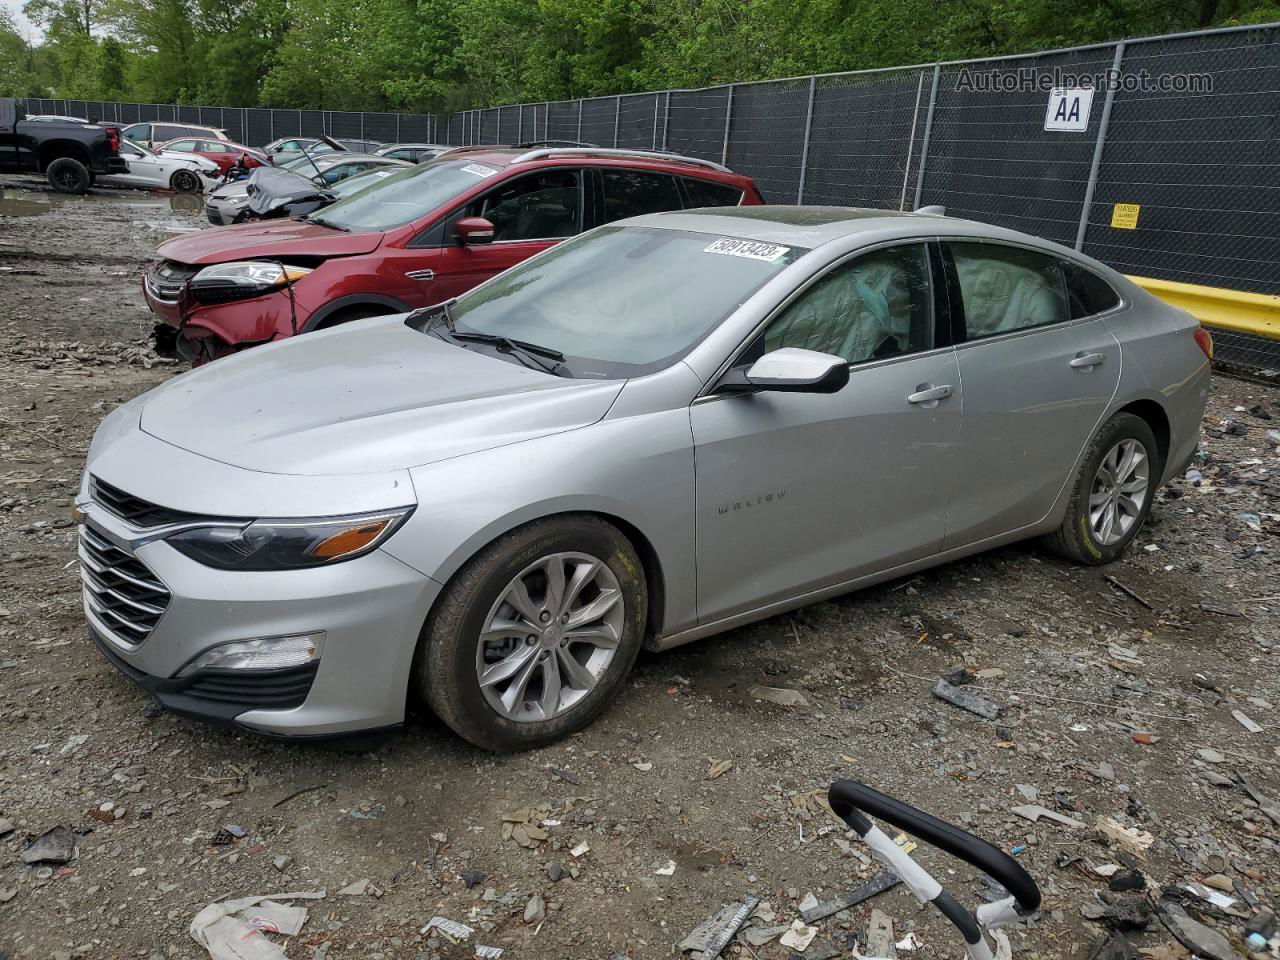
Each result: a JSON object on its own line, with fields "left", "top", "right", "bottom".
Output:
{"left": 143, "top": 146, "right": 764, "bottom": 363}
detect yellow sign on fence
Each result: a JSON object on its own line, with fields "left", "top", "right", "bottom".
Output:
{"left": 1111, "top": 203, "right": 1141, "bottom": 229}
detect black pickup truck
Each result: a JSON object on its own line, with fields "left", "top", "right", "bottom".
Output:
{"left": 0, "top": 98, "right": 129, "bottom": 194}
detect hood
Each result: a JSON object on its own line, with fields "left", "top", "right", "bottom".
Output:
{"left": 156, "top": 216, "right": 383, "bottom": 264}
{"left": 138, "top": 316, "right": 624, "bottom": 475}
{"left": 247, "top": 166, "right": 333, "bottom": 215}
{"left": 210, "top": 179, "right": 250, "bottom": 200}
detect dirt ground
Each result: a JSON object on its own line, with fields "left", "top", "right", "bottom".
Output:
{"left": 1, "top": 176, "right": 1278, "bottom": 960}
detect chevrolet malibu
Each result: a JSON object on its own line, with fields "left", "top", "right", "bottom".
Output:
{"left": 79, "top": 207, "right": 1211, "bottom": 751}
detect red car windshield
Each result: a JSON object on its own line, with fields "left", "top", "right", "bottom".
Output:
{"left": 314, "top": 158, "right": 500, "bottom": 232}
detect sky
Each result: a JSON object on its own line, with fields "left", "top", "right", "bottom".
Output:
{"left": 2, "top": 0, "right": 42, "bottom": 39}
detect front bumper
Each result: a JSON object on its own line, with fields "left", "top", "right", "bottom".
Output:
{"left": 81, "top": 501, "right": 440, "bottom": 737}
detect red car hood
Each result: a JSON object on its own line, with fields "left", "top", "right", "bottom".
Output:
{"left": 156, "top": 219, "right": 383, "bottom": 265}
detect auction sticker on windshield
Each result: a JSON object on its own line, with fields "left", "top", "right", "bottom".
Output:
{"left": 461, "top": 163, "right": 498, "bottom": 178}
{"left": 703, "top": 238, "right": 790, "bottom": 262}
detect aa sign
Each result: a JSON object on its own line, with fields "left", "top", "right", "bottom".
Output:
{"left": 1044, "top": 88, "right": 1095, "bottom": 131}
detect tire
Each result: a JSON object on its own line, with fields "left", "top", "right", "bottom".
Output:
{"left": 417, "top": 515, "right": 647, "bottom": 752}
{"left": 1043, "top": 412, "right": 1161, "bottom": 565}
{"left": 170, "top": 169, "right": 201, "bottom": 194}
{"left": 47, "top": 157, "right": 90, "bottom": 194}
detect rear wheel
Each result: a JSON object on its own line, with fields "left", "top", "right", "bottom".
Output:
{"left": 416, "top": 516, "right": 647, "bottom": 752}
{"left": 47, "top": 157, "right": 90, "bottom": 194}
{"left": 1043, "top": 412, "right": 1160, "bottom": 565}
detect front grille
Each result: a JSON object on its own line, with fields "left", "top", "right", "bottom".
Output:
{"left": 79, "top": 523, "right": 171, "bottom": 646}
{"left": 90, "top": 475, "right": 203, "bottom": 528}
{"left": 185, "top": 664, "right": 318, "bottom": 709}
{"left": 145, "top": 260, "right": 199, "bottom": 303}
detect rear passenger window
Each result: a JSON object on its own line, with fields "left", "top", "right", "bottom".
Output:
{"left": 950, "top": 242, "right": 1068, "bottom": 339}
{"left": 1064, "top": 262, "right": 1121, "bottom": 318}
{"left": 600, "top": 170, "right": 681, "bottom": 223}
{"left": 683, "top": 177, "right": 743, "bottom": 208}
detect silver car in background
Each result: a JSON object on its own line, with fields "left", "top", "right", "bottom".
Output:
{"left": 78, "top": 207, "right": 1211, "bottom": 751}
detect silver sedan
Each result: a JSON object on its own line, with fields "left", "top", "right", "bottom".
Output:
{"left": 78, "top": 207, "right": 1211, "bottom": 750}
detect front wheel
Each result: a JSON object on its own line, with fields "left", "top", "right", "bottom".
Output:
{"left": 1043, "top": 412, "right": 1161, "bottom": 565}
{"left": 170, "top": 169, "right": 201, "bottom": 194}
{"left": 47, "top": 157, "right": 90, "bottom": 194}
{"left": 417, "top": 516, "right": 647, "bottom": 752}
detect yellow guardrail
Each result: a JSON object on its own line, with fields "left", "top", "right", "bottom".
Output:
{"left": 1128, "top": 275, "right": 1280, "bottom": 340}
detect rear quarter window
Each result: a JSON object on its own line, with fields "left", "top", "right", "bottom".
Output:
{"left": 600, "top": 169, "right": 681, "bottom": 223}
{"left": 682, "top": 177, "right": 743, "bottom": 207}
{"left": 1064, "top": 261, "right": 1122, "bottom": 318}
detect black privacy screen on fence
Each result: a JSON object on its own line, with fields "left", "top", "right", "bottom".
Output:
{"left": 22, "top": 100, "right": 436, "bottom": 150}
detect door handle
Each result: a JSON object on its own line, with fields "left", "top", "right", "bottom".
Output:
{"left": 906, "top": 384, "right": 953, "bottom": 406}
{"left": 1069, "top": 352, "right": 1105, "bottom": 369}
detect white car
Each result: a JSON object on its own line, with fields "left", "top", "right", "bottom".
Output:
{"left": 99, "top": 139, "right": 220, "bottom": 194}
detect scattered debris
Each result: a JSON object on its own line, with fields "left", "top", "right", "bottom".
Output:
{"left": 1231, "top": 710, "right": 1262, "bottom": 733}
{"left": 501, "top": 805, "right": 552, "bottom": 848}
{"left": 189, "top": 891, "right": 324, "bottom": 960}
{"left": 421, "top": 916, "right": 474, "bottom": 942}
{"left": 336, "top": 878, "right": 376, "bottom": 897}
{"left": 1096, "top": 818, "right": 1155, "bottom": 856}
{"left": 747, "top": 685, "right": 810, "bottom": 708}
{"left": 865, "top": 908, "right": 897, "bottom": 958}
{"left": 1105, "top": 575, "right": 1153, "bottom": 610}
{"left": 679, "top": 897, "right": 759, "bottom": 956}
{"left": 1012, "top": 804, "right": 1085, "bottom": 828}
{"left": 779, "top": 919, "right": 818, "bottom": 950}
{"left": 706, "top": 759, "right": 734, "bottom": 780}
{"left": 801, "top": 872, "right": 901, "bottom": 923}
{"left": 932, "top": 679, "right": 1002, "bottom": 719}
{"left": 655, "top": 860, "right": 676, "bottom": 876}
{"left": 523, "top": 893, "right": 546, "bottom": 924}
{"left": 570, "top": 841, "right": 590, "bottom": 858}
{"left": 1158, "top": 901, "right": 1238, "bottom": 960}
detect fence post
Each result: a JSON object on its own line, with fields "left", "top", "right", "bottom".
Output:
{"left": 613, "top": 95, "right": 621, "bottom": 147}
{"left": 721, "top": 84, "right": 734, "bottom": 166}
{"left": 651, "top": 94, "right": 660, "bottom": 149}
{"left": 543, "top": 102, "right": 549, "bottom": 141}
{"left": 796, "top": 76, "right": 817, "bottom": 203}
{"left": 497, "top": 107, "right": 503, "bottom": 145}
{"left": 899, "top": 71, "right": 926, "bottom": 210}
{"left": 576, "top": 99, "right": 583, "bottom": 143}
{"left": 269, "top": 110, "right": 274, "bottom": 141}
{"left": 361, "top": 112, "right": 365, "bottom": 140}
{"left": 911, "top": 64, "right": 941, "bottom": 210}
{"left": 1076, "top": 41, "right": 1126, "bottom": 252}
{"left": 662, "top": 92, "right": 671, "bottom": 150}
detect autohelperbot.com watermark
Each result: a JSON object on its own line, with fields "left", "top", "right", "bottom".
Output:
{"left": 955, "top": 66, "right": 1213, "bottom": 94}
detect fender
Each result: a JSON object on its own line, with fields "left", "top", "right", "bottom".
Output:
{"left": 303, "top": 294, "right": 411, "bottom": 333}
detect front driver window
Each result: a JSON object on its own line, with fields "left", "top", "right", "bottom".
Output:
{"left": 471, "top": 171, "right": 581, "bottom": 242}
{"left": 951, "top": 241, "right": 1068, "bottom": 338}
{"left": 762, "top": 244, "right": 933, "bottom": 364}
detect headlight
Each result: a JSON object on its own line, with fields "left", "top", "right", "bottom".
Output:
{"left": 188, "top": 261, "right": 313, "bottom": 303}
{"left": 166, "top": 508, "right": 413, "bottom": 571}
{"left": 178, "top": 633, "right": 325, "bottom": 677}
{"left": 226, "top": 194, "right": 249, "bottom": 206}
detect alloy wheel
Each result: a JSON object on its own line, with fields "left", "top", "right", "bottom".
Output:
{"left": 1089, "top": 438, "right": 1150, "bottom": 546}
{"left": 475, "top": 552, "right": 623, "bottom": 723}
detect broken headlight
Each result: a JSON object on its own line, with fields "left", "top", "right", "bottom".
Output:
{"left": 188, "top": 261, "right": 313, "bottom": 303}
{"left": 166, "top": 508, "right": 414, "bottom": 571}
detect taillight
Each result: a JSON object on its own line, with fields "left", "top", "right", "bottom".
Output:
{"left": 106, "top": 126, "right": 120, "bottom": 151}
{"left": 1193, "top": 326, "right": 1213, "bottom": 360}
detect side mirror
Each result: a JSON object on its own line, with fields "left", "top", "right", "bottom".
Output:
{"left": 455, "top": 216, "right": 495, "bottom": 245}
{"left": 722, "top": 347, "right": 849, "bottom": 394}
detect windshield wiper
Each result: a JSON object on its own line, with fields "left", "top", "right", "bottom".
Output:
{"left": 449, "top": 331, "right": 568, "bottom": 376}
{"left": 407, "top": 299, "right": 456, "bottom": 337}
{"left": 301, "top": 214, "right": 348, "bottom": 232}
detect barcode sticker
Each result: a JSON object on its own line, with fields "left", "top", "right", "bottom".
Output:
{"left": 703, "top": 238, "right": 790, "bottom": 262}
{"left": 461, "top": 163, "right": 498, "bottom": 178}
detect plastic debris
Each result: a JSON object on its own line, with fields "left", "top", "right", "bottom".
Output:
{"left": 747, "top": 684, "right": 809, "bottom": 707}
{"left": 421, "top": 916, "right": 474, "bottom": 942}
{"left": 475, "top": 947, "right": 504, "bottom": 959}
{"left": 864, "top": 908, "right": 897, "bottom": 958}
{"left": 1011, "top": 804, "right": 1084, "bottom": 829}
{"left": 1096, "top": 817, "right": 1155, "bottom": 856}
{"left": 779, "top": 919, "right": 818, "bottom": 950}
{"left": 189, "top": 891, "right": 324, "bottom": 960}
{"left": 1185, "top": 467, "right": 1203, "bottom": 486}
{"left": 932, "top": 679, "right": 1001, "bottom": 719}
{"left": 1158, "top": 901, "right": 1237, "bottom": 960}
{"left": 706, "top": 759, "right": 734, "bottom": 780}
{"left": 570, "top": 841, "right": 590, "bottom": 858}
{"left": 679, "top": 897, "right": 758, "bottom": 957}
{"left": 1231, "top": 710, "right": 1262, "bottom": 733}
{"left": 801, "top": 872, "right": 901, "bottom": 923}
{"left": 655, "top": 859, "right": 676, "bottom": 876}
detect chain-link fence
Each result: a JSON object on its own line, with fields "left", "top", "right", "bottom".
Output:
{"left": 445, "top": 23, "right": 1280, "bottom": 377}
{"left": 20, "top": 100, "right": 438, "bottom": 149}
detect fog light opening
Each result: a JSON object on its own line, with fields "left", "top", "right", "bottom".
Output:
{"left": 177, "top": 632, "right": 326, "bottom": 677}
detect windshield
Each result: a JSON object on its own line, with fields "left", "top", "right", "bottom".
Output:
{"left": 434, "top": 226, "right": 805, "bottom": 379}
{"left": 317, "top": 158, "right": 502, "bottom": 231}
{"left": 123, "top": 138, "right": 155, "bottom": 158}
{"left": 330, "top": 169, "right": 397, "bottom": 197}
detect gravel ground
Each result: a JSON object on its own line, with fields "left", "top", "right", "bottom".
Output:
{"left": 1, "top": 177, "right": 1278, "bottom": 960}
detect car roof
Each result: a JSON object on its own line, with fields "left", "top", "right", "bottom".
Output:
{"left": 623, "top": 205, "right": 1065, "bottom": 251}
{"left": 440, "top": 145, "right": 752, "bottom": 184}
